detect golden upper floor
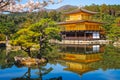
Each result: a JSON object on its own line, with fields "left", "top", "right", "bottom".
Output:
{"left": 64, "top": 8, "right": 97, "bottom": 21}
{"left": 58, "top": 20, "right": 104, "bottom": 31}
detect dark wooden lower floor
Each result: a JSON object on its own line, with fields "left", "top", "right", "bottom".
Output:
{"left": 61, "top": 31, "right": 105, "bottom": 40}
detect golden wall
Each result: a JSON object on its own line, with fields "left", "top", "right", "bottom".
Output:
{"left": 85, "top": 23, "right": 101, "bottom": 30}
{"left": 61, "top": 23, "right": 101, "bottom": 31}
{"left": 66, "top": 12, "right": 92, "bottom": 21}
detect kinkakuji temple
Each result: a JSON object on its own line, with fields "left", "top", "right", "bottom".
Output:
{"left": 58, "top": 8, "right": 105, "bottom": 41}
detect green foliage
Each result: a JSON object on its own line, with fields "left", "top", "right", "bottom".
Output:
{"left": 84, "top": 4, "right": 120, "bottom": 17}
{"left": 48, "top": 10, "right": 57, "bottom": 21}
{"left": 30, "top": 18, "right": 61, "bottom": 56}
{"left": 0, "top": 13, "right": 28, "bottom": 42}
{"left": 11, "top": 18, "right": 61, "bottom": 57}
{"left": 0, "top": 14, "right": 15, "bottom": 35}
{"left": 108, "top": 17, "right": 120, "bottom": 41}
{"left": 30, "top": 18, "right": 61, "bottom": 40}
{"left": 100, "top": 4, "right": 108, "bottom": 14}
{"left": 0, "top": 34, "right": 6, "bottom": 41}
{"left": 84, "top": 4, "right": 100, "bottom": 12}
{"left": 11, "top": 20, "right": 39, "bottom": 47}
{"left": 100, "top": 14, "right": 116, "bottom": 36}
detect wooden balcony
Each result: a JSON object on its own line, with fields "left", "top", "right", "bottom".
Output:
{"left": 63, "top": 37, "right": 100, "bottom": 40}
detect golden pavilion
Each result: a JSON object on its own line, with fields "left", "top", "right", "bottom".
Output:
{"left": 58, "top": 8, "right": 105, "bottom": 40}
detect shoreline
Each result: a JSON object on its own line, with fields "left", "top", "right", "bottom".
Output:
{"left": 50, "top": 40, "right": 112, "bottom": 44}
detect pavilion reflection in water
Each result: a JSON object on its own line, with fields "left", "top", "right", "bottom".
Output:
{"left": 60, "top": 44, "right": 105, "bottom": 75}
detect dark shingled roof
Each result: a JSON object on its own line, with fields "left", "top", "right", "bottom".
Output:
{"left": 64, "top": 8, "right": 98, "bottom": 15}
{"left": 57, "top": 20, "right": 104, "bottom": 25}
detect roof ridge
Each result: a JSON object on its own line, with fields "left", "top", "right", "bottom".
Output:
{"left": 57, "top": 20, "right": 104, "bottom": 25}
{"left": 64, "top": 8, "right": 98, "bottom": 15}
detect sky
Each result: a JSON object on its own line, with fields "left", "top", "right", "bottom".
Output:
{"left": 45, "top": 0, "right": 120, "bottom": 9}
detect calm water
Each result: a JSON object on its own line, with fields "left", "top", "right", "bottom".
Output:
{"left": 0, "top": 44, "right": 120, "bottom": 80}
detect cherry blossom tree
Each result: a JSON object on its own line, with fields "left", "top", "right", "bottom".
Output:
{"left": 0, "top": 0, "right": 62, "bottom": 13}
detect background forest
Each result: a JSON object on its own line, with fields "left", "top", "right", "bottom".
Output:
{"left": 0, "top": 4, "right": 120, "bottom": 41}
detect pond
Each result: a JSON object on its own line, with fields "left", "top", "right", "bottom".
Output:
{"left": 0, "top": 44, "right": 120, "bottom": 80}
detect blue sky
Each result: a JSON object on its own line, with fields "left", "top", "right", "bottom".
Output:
{"left": 46, "top": 0, "right": 120, "bottom": 9}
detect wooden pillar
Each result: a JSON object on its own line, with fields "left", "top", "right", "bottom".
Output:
{"left": 84, "top": 31, "right": 86, "bottom": 41}
{"left": 76, "top": 31, "right": 79, "bottom": 44}
{"left": 78, "top": 31, "right": 80, "bottom": 40}
{"left": 70, "top": 31, "right": 72, "bottom": 40}
{"left": 75, "top": 31, "right": 77, "bottom": 40}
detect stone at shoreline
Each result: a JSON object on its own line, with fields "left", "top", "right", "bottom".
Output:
{"left": 113, "top": 41, "right": 120, "bottom": 47}
{"left": 14, "top": 56, "right": 48, "bottom": 66}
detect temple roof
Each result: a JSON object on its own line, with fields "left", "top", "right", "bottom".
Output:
{"left": 64, "top": 8, "right": 98, "bottom": 15}
{"left": 58, "top": 20, "right": 104, "bottom": 25}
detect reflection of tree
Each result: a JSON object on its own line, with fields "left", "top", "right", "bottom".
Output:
{"left": 91, "top": 45, "right": 120, "bottom": 70}
{"left": 36, "top": 65, "right": 53, "bottom": 80}
{"left": 0, "top": 47, "right": 28, "bottom": 69}
{"left": 12, "top": 67, "right": 32, "bottom": 80}
{"left": 12, "top": 63, "right": 63, "bottom": 80}
{"left": 12, "top": 64, "right": 53, "bottom": 80}
{"left": 0, "top": 47, "right": 13, "bottom": 69}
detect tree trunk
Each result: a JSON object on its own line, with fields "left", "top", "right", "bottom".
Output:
{"left": 5, "top": 35, "right": 9, "bottom": 47}
{"left": 21, "top": 46, "right": 31, "bottom": 57}
{"left": 37, "top": 36, "right": 42, "bottom": 59}
{"left": 27, "top": 48, "right": 31, "bottom": 57}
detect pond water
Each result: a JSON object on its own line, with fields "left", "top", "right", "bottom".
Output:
{"left": 0, "top": 44, "right": 120, "bottom": 80}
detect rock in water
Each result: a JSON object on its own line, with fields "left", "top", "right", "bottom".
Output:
{"left": 14, "top": 56, "right": 48, "bottom": 66}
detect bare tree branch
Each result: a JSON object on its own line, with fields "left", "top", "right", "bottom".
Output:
{"left": 0, "top": 1, "right": 9, "bottom": 9}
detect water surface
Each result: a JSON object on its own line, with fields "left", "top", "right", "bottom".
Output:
{"left": 0, "top": 44, "right": 120, "bottom": 80}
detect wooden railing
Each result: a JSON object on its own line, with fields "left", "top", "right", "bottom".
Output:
{"left": 63, "top": 37, "right": 95, "bottom": 40}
